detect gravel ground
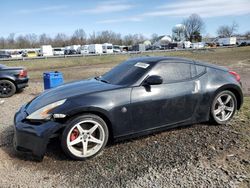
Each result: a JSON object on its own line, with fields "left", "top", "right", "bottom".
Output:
{"left": 0, "top": 82, "right": 249, "bottom": 188}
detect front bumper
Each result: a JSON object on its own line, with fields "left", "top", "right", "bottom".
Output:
{"left": 14, "top": 104, "right": 64, "bottom": 158}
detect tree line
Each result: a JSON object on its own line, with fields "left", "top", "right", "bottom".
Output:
{"left": 1, "top": 13, "right": 249, "bottom": 49}
{"left": 0, "top": 30, "right": 147, "bottom": 49}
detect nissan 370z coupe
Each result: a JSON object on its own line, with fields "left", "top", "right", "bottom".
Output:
{"left": 14, "top": 57, "right": 243, "bottom": 160}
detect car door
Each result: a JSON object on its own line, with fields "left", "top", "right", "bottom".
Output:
{"left": 130, "top": 61, "right": 199, "bottom": 133}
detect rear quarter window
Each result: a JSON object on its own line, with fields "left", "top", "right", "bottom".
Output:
{"left": 150, "top": 62, "right": 192, "bottom": 83}
{"left": 196, "top": 65, "right": 206, "bottom": 76}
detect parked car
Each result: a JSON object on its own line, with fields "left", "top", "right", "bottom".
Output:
{"left": 53, "top": 48, "right": 64, "bottom": 56}
{"left": 13, "top": 57, "right": 243, "bottom": 161}
{"left": 0, "top": 51, "right": 11, "bottom": 58}
{"left": 10, "top": 51, "right": 23, "bottom": 58}
{"left": 64, "top": 49, "right": 77, "bottom": 55}
{"left": 113, "top": 45, "right": 121, "bottom": 53}
{"left": 0, "top": 64, "right": 28, "bottom": 97}
{"left": 23, "top": 51, "right": 37, "bottom": 58}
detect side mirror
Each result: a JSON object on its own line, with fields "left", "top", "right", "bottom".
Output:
{"left": 143, "top": 75, "right": 163, "bottom": 85}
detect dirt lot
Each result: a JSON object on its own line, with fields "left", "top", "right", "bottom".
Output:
{"left": 0, "top": 47, "right": 249, "bottom": 187}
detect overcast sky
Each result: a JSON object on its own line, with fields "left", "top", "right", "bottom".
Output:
{"left": 1, "top": 0, "right": 250, "bottom": 38}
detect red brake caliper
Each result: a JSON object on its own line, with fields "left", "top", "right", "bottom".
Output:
{"left": 70, "top": 128, "right": 80, "bottom": 141}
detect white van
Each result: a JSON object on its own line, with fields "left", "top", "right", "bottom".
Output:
{"left": 41, "top": 45, "right": 53, "bottom": 56}
{"left": 53, "top": 48, "right": 64, "bottom": 56}
{"left": 88, "top": 44, "right": 103, "bottom": 54}
{"left": 79, "top": 45, "right": 89, "bottom": 54}
{"left": 102, "top": 43, "right": 113, "bottom": 53}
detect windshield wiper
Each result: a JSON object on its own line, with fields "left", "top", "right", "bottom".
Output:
{"left": 100, "top": 79, "right": 110, "bottom": 84}
{"left": 94, "top": 76, "right": 109, "bottom": 84}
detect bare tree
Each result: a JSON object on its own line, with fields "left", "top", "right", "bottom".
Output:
{"left": 0, "top": 37, "right": 6, "bottom": 49}
{"left": 123, "top": 34, "right": 134, "bottom": 46}
{"left": 71, "top": 29, "right": 87, "bottom": 45}
{"left": 25, "top": 34, "right": 38, "bottom": 48}
{"left": 88, "top": 32, "right": 97, "bottom": 44}
{"left": 6, "top": 33, "right": 15, "bottom": 48}
{"left": 88, "top": 30, "right": 122, "bottom": 45}
{"left": 182, "top": 14, "right": 205, "bottom": 42}
{"left": 39, "top": 33, "right": 52, "bottom": 45}
{"left": 123, "top": 34, "right": 145, "bottom": 46}
{"left": 151, "top": 33, "right": 159, "bottom": 44}
{"left": 54, "top": 33, "right": 68, "bottom": 47}
{"left": 217, "top": 22, "right": 239, "bottom": 37}
{"left": 16, "top": 35, "right": 30, "bottom": 48}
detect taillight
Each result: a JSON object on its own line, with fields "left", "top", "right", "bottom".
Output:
{"left": 229, "top": 71, "right": 240, "bottom": 82}
{"left": 19, "top": 70, "right": 27, "bottom": 78}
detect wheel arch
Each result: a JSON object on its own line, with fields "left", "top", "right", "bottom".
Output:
{"left": 58, "top": 107, "right": 114, "bottom": 142}
{"left": 213, "top": 84, "right": 243, "bottom": 110}
{"left": 0, "top": 77, "right": 17, "bottom": 88}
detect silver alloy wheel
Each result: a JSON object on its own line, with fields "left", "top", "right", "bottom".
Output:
{"left": 66, "top": 120, "right": 105, "bottom": 158}
{"left": 213, "top": 93, "right": 235, "bottom": 122}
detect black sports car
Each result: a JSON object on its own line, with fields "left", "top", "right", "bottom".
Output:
{"left": 0, "top": 64, "right": 29, "bottom": 97}
{"left": 13, "top": 57, "right": 243, "bottom": 160}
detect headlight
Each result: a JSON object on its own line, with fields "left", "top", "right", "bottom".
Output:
{"left": 26, "top": 99, "right": 66, "bottom": 120}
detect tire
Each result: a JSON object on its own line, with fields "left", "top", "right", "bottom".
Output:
{"left": 61, "top": 114, "right": 109, "bottom": 160}
{"left": 0, "top": 80, "right": 16, "bottom": 98}
{"left": 210, "top": 90, "right": 237, "bottom": 124}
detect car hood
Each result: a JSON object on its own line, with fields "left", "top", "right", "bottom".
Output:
{"left": 26, "top": 78, "right": 121, "bottom": 114}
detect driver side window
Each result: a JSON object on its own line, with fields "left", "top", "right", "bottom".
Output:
{"left": 150, "top": 62, "right": 192, "bottom": 83}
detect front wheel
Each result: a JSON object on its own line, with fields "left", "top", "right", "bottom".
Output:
{"left": 211, "top": 90, "right": 237, "bottom": 124}
{"left": 61, "top": 114, "right": 109, "bottom": 160}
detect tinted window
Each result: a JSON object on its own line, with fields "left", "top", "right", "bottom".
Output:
{"left": 150, "top": 62, "right": 192, "bottom": 83}
{"left": 101, "top": 60, "right": 152, "bottom": 85}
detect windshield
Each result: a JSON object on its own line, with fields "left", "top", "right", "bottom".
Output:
{"left": 101, "top": 59, "right": 152, "bottom": 85}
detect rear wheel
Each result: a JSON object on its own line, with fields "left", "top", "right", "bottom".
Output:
{"left": 61, "top": 114, "right": 109, "bottom": 160}
{"left": 0, "top": 80, "right": 16, "bottom": 98}
{"left": 211, "top": 90, "right": 237, "bottom": 124}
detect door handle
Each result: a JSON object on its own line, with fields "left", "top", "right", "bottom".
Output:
{"left": 192, "top": 80, "right": 200, "bottom": 93}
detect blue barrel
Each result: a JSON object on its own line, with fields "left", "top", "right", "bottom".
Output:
{"left": 43, "top": 71, "right": 64, "bottom": 90}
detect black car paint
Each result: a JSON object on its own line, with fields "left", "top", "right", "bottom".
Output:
{"left": 13, "top": 57, "right": 243, "bottom": 158}
{"left": 0, "top": 64, "right": 29, "bottom": 90}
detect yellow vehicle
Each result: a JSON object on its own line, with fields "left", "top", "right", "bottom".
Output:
{"left": 24, "top": 51, "right": 37, "bottom": 58}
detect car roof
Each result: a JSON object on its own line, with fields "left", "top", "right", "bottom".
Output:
{"left": 129, "top": 56, "right": 193, "bottom": 64}
{"left": 129, "top": 56, "right": 228, "bottom": 71}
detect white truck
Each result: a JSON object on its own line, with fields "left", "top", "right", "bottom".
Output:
{"left": 79, "top": 45, "right": 89, "bottom": 54}
{"left": 41, "top": 45, "right": 53, "bottom": 56}
{"left": 102, "top": 43, "right": 113, "bottom": 53}
{"left": 218, "top": 37, "right": 237, "bottom": 46}
{"left": 53, "top": 48, "right": 64, "bottom": 56}
{"left": 88, "top": 44, "right": 103, "bottom": 54}
{"left": 191, "top": 42, "right": 205, "bottom": 49}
